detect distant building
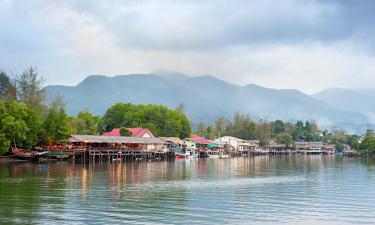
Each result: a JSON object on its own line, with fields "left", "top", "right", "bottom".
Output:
{"left": 214, "top": 136, "right": 259, "bottom": 152}
{"left": 265, "top": 143, "right": 289, "bottom": 152}
{"left": 295, "top": 141, "right": 335, "bottom": 154}
{"left": 102, "top": 128, "right": 155, "bottom": 138}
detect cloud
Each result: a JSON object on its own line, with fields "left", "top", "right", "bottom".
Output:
{"left": 0, "top": 0, "right": 375, "bottom": 93}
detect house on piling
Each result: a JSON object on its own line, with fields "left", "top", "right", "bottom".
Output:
{"left": 215, "top": 136, "right": 258, "bottom": 152}
{"left": 68, "top": 135, "right": 171, "bottom": 160}
{"left": 265, "top": 143, "right": 291, "bottom": 154}
{"left": 159, "top": 137, "right": 184, "bottom": 149}
{"left": 185, "top": 134, "right": 217, "bottom": 158}
{"left": 295, "top": 142, "right": 336, "bottom": 154}
{"left": 69, "top": 135, "right": 167, "bottom": 152}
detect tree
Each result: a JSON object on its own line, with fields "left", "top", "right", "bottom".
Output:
{"left": 359, "top": 129, "right": 375, "bottom": 154}
{"left": 214, "top": 117, "right": 229, "bottom": 138}
{"left": 272, "top": 120, "right": 284, "bottom": 138}
{"left": 120, "top": 127, "right": 132, "bottom": 136}
{"left": 42, "top": 98, "right": 71, "bottom": 144}
{"left": 0, "top": 70, "right": 16, "bottom": 101}
{"left": 69, "top": 111, "right": 101, "bottom": 135}
{"left": 195, "top": 122, "right": 207, "bottom": 137}
{"left": 0, "top": 100, "right": 41, "bottom": 154}
{"left": 17, "top": 67, "right": 45, "bottom": 112}
{"left": 0, "top": 71, "right": 11, "bottom": 100}
{"left": 102, "top": 103, "right": 192, "bottom": 139}
{"left": 225, "top": 112, "right": 256, "bottom": 140}
{"left": 276, "top": 132, "right": 293, "bottom": 147}
{"left": 255, "top": 120, "right": 272, "bottom": 146}
{"left": 175, "top": 103, "right": 186, "bottom": 115}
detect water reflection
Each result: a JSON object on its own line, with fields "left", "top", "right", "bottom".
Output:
{"left": 1, "top": 156, "right": 375, "bottom": 224}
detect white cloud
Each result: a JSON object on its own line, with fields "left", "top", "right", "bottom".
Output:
{"left": 0, "top": 0, "right": 375, "bottom": 93}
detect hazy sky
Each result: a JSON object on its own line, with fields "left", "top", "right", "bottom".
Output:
{"left": 1, "top": 0, "right": 374, "bottom": 93}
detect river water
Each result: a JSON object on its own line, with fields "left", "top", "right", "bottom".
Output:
{"left": 1, "top": 155, "right": 375, "bottom": 225}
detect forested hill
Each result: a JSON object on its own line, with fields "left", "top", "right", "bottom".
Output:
{"left": 44, "top": 74, "right": 372, "bottom": 133}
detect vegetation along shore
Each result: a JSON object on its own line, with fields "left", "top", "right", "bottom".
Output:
{"left": 0, "top": 67, "right": 374, "bottom": 161}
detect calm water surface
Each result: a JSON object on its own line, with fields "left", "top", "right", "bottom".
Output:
{"left": 1, "top": 155, "right": 375, "bottom": 225}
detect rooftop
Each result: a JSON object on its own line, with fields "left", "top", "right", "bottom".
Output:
{"left": 69, "top": 135, "right": 166, "bottom": 144}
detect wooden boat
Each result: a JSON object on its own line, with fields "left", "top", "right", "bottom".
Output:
{"left": 175, "top": 148, "right": 191, "bottom": 158}
{"left": 12, "top": 147, "right": 36, "bottom": 159}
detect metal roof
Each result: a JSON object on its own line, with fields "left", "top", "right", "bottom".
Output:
{"left": 69, "top": 135, "right": 167, "bottom": 144}
{"left": 159, "top": 137, "right": 184, "bottom": 145}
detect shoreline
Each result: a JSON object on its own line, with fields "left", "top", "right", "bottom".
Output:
{"left": 1, "top": 153, "right": 372, "bottom": 164}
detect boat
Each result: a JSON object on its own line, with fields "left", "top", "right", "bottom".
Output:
{"left": 175, "top": 148, "right": 194, "bottom": 159}
{"left": 12, "top": 147, "right": 36, "bottom": 159}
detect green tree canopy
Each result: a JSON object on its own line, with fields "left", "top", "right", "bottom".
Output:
{"left": 17, "top": 67, "right": 45, "bottom": 112}
{"left": 69, "top": 111, "right": 101, "bottom": 135}
{"left": 41, "top": 99, "right": 72, "bottom": 145}
{"left": 0, "top": 100, "right": 41, "bottom": 154}
{"left": 102, "top": 103, "right": 192, "bottom": 139}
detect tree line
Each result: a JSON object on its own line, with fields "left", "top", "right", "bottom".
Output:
{"left": 1, "top": 67, "right": 374, "bottom": 155}
{"left": 193, "top": 112, "right": 370, "bottom": 151}
{"left": 0, "top": 67, "right": 192, "bottom": 155}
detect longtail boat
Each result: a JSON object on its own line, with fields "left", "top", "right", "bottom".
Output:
{"left": 12, "top": 147, "right": 36, "bottom": 159}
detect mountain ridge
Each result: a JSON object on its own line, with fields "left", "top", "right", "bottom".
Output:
{"left": 44, "top": 74, "right": 373, "bottom": 134}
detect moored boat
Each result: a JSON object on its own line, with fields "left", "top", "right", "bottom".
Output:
{"left": 175, "top": 148, "right": 192, "bottom": 158}
{"left": 12, "top": 147, "right": 36, "bottom": 159}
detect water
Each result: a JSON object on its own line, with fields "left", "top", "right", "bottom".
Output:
{"left": 1, "top": 155, "right": 375, "bottom": 225}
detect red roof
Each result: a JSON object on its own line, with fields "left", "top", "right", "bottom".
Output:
{"left": 102, "top": 128, "right": 155, "bottom": 137}
{"left": 188, "top": 134, "right": 213, "bottom": 145}
{"left": 102, "top": 128, "right": 121, "bottom": 136}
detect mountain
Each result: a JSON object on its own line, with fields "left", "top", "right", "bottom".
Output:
{"left": 44, "top": 74, "right": 372, "bottom": 133}
{"left": 313, "top": 88, "right": 375, "bottom": 124}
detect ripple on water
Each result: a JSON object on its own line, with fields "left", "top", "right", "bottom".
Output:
{"left": 1, "top": 156, "right": 375, "bottom": 225}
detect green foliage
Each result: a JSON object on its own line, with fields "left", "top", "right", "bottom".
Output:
{"left": 276, "top": 132, "right": 293, "bottom": 146}
{"left": 69, "top": 111, "right": 101, "bottom": 135}
{"left": 0, "top": 100, "right": 41, "bottom": 154}
{"left": 272, "top": 120, "right": 284, "bottom": 137}
{"left": 17, "top": 67, "right": 45, "bottom": 112}
{"left": 41, "top": 99, "right": 72, "bottom": 145}
{"left": 255, "top": 120, "right": 272, "bottom": 146}
{"left": 120, "top": 127, "right": 132, "bottom": 136}
{"left": 102, "top": 103, "right": 192, "bottom": 139}
{"left": 0, "top": 71, "right": 12, "bottom": 100}
{"left": 358, "top": 129, "right": 375, "bottom": 154}
{"left": 226, "top": 112, "right": 257, "bottom": 140}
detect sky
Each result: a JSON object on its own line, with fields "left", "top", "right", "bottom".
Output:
{"left": 0, "top": 0, "right": 375, "bottom": 94}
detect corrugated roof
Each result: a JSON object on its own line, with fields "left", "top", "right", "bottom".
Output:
{"left": 159, "top": 137, "right": 184, "bottom": 145}
{"left": 102, "top": 128, "right": 155, "bottom": 137}
{"left": 187, "top": 134, "right": 214, "bottom": 145}
{"left": 69, "top": 135, "right": 166, "bottom": 144}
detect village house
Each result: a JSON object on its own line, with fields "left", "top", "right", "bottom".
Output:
{"left": 185, "top": 134, "right": 217, "bottom": 157}
{"left": 69, "top": 134, "right": 167, "bottom": 152}
{"left": 295, "top": 142, "right": 335, "bottom": 154}
{"left": 159, "top": 137, "right": 184, "bottom": 149}
{"left": 214, "top": 136, "right": 254, "bottom": 151}
{"left": 265, "top": 143, "right": 290, "bottom": 154}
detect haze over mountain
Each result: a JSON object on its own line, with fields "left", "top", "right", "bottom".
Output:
{"left": 314, "top": 88, "right": 375, "bottom": 124}
{"left": 44, "top": 74, "right": 373, "bottom": 134}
